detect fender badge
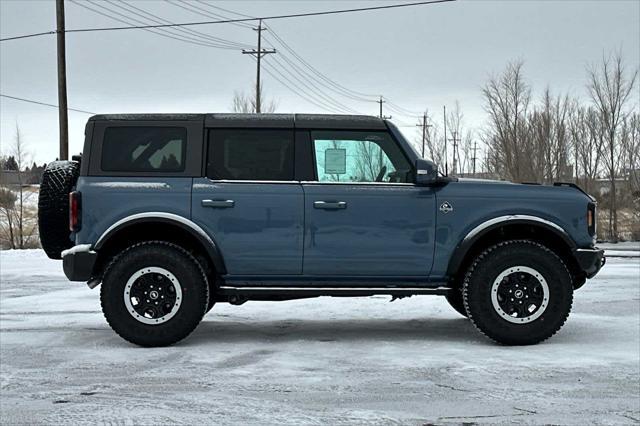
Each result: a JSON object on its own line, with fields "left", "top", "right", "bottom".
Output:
{"left": 439, "top": 201, "right": 454, "bottom": 214}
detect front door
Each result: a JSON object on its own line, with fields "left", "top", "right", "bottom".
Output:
{"left": 192, "top": 128, "right": 303, "bottom": 275}
{"left": 302, "top": 130, "right": 436, "bottom": 276}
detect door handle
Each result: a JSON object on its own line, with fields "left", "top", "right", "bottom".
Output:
{"left": 314, "top": 201, "right": 347, "bottom": 210}
{"left": 202, "top": 199, "right": 235, "bottom": 208}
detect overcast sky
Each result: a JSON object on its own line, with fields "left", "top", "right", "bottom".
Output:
{"left": 1, "top": 0, "right": 638, "bottom": 164}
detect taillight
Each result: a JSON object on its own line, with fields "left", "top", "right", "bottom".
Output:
{"left": 69, "top": 191, "right": 81, "bottom": 232}
{"left": 587, "top": 202, "right": 596, "bottom": 236}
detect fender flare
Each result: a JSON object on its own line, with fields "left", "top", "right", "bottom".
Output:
{"left": 446, "top": 214, "right": 576, "bottom": 277}
{"left": 94, "top": 212, "right": 226, "bottom": 274}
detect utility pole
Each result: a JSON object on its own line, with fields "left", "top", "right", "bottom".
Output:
{"left": 449, "top": 131, "right": 460, "bottom": 175}
{"left": 377, "top": 96, "right": 392, "bottom": 119}
{"left": 484, "top": 150, "right": 489, "bottom": 175}
{"left": 56, "top": 0, "right": 68, "bottom": 160}
{"left": 242, "top": 19, "right": 276, "bottom": 113}
{"left": 443, "top": 105, "right": 448, "bottom": 176}
{"left": 416, "top": 111, "right": 432, "bottom": 158}
{"left": 472, "top": 141, "right": 478, "bottom": 177}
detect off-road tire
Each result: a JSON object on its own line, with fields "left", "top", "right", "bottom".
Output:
{"left": 463, "top": 240, "right": 573, "bottom": 345}
{"left": 445, "top": 289, "right": 468, "bottom": 318}
{"left": 38, "top": 160, "right": 80, "bottom": 259}
{"left": 101, "top": 241, "right": 209, "bottom": 347}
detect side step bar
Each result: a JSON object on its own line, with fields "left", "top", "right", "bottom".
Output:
{"left": 218, "top": 286, "right": 452, "bottom": 298}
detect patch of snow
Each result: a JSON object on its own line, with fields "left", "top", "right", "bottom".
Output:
{"left": 601, "top": 242, "right": 640, "bottom": 258}
{"left": 60, "top": 244, "right": 93, "bottom": 257}
{"left": 0, "top": 250, "right": 638, "bottom": 424}
{"left": 192, "top": 183, "right": 216, "bottom": 190}
{"left": 90, "top": 182, "right": 170, "bottom": 189}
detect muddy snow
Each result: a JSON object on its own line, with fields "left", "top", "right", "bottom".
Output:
{"left": 0, "top": 249, "right": 638, "bottom": 425}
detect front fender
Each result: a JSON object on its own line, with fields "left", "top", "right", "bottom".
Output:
{"left": 446, "top": 215, "right": 576, "bottom": 277}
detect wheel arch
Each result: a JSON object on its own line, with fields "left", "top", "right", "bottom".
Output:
{"left": 447, "top": 215, "right": 584, "bottom": 288}
{"left": 91, "top": 212, "right": 226, "bottom": 283}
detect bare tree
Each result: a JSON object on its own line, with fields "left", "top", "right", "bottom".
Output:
{"left": 231, "top": 81, "right": 278, "bottom": 113}
{"left": 528, "top": 88, "right": 572, "bottom": 183}
{"left": 0, "top": 124, "right": 38, "bottom": 249}
{"left": 482, "top": 60, "right": 532, "bottom": 181}
{"left": 621, "top": 113, "right": 640, "bottom": 239}
{"left": 586, "top": 51, "right": 638, "bottom": 241}
{"left": 621, "top": 112, "right": 640, "bottom": 190}
{"left": 446, "top": 101, "right": 468, "bottom": 175}
{"left": 354, "top": 141, "right": 388, "bottom": 182}
{"left": 569, "top": 104, "right": 605, "bottom": 193}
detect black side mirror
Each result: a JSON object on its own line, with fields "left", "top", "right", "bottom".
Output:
{"left": 415, "top": 159, "right": 438, "bottom": 185}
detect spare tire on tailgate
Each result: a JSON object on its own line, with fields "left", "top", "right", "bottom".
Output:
{"left": 38, "top": 161, "right": 80, "bottom": 259}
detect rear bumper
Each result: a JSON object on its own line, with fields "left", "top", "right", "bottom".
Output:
{"left": 62, "top": 244, "right": 97, "bottom": 282}
{"left": 574, "top": 247, "right": 605, "bottom": 279}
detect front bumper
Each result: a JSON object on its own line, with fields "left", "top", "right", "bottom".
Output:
{"left": 62, "top": 244, "right": 97, "bottom": 281}
{"left": 574, "top": 247, "right": 605, "bottom": 279}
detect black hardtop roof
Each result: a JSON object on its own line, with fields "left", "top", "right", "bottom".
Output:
{"left": 88, "top": 113, "right": 387, "bottom": 130}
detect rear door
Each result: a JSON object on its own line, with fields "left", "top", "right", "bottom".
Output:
{"left": 302, "top": 130, "right": 436, "bottom": 277}
{"left": 191, "top": 128, "right": 303, "bottom": 275}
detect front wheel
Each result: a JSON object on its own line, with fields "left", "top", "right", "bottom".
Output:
{"left": 463, "top": 240, "right": 573, "bottom": 345}
{"left": 101, "top": 241, "right": 209, "bottom": 347}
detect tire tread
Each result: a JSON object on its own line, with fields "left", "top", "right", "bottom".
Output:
{"left": 462, "top": 239, "right": 573, "bottom": 345}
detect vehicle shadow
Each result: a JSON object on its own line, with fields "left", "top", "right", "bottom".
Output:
{"left": 185, "top": 316, "right": 485, "bottom": 345}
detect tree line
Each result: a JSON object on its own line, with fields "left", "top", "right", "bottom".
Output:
{"left": 423, "top": 51, "right": 638, "bottom": 242}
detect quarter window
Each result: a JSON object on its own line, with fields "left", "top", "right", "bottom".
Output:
{"left": 207, "top": 129, "right": 294, "bottom": 181}
{"left": 312, "top": 131, "right": 411, "bottom": 183}
{"left": 101, "top": 127, "right": 186, "bottom": 172}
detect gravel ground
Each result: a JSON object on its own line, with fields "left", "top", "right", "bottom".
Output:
{"left": 0, "top": 249, "right": 639, "bottom": 425}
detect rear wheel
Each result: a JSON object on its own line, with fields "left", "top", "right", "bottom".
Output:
{"left": 101, "top": 241, "right": 209, "bottom": 347}
{"left": 463, "top": 240, "right": 573, "bottom": 345}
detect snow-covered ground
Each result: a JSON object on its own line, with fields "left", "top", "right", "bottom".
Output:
{"left": 0, "top": 250, "right": 638, "bottom": 425}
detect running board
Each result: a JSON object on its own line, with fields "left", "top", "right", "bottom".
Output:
{"left": 217, "top": 286, "right": 452, "bottom": 298}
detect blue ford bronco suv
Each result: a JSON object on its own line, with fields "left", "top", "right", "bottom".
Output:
{"left": 38, "top": 113, "right": 604, "bottom": 347}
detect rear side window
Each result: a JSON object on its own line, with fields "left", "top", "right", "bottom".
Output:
{"left": 207, "top": 129, "right": 294, "bottom": 181}
{"left": 101, "top": 127, "right": 186, "bottom": 172}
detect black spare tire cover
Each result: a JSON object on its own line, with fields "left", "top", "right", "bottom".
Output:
{"left": 38, "top": 161, "right": 80, "bottom": 259}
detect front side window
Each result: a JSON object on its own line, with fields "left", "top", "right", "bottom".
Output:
{"left": 207, "top": 129, "right": 294, "bottom": 181}
{"left": 312, "top": 131, "right": 411, "bottom": 183}
{"left": 101, "top": 127, "right": 186, "bottom": 172}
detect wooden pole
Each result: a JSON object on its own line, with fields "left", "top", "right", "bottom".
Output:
{"left": 56, "top": 0, "right": 68, "bottom": 160}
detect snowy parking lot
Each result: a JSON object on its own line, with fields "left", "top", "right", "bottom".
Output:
{"left": 0, "top": 248, "right": 638, "bottom": 425}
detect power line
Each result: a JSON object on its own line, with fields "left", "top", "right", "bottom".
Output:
{"left": 1, "top": 0, "right": 455, "bottom": 42}
{"left": 186, "top": 4, "right": 367, "bottom": 113}
{"left": 265, "top": 48, "right": 363, "bottom": 113}
{"left": 1, "top": 31, "right": 57, "bottom": 42}
{"left": 68, "top": 0, "right": 244, "bottom": 50}
{"left": 385, "top": 100, "right": 423, "bottom": 117}
{"left": 1, "top": 94, "right": 95, "bottom": 114}
{"left": 112, "top": 0, "right": 252, "bottom": 48}
{"left": 193, "top": 1, "right": 255, "bottom": 20}
{"left": 260, "top": 56, "right": 353, "bottom": 113}
{"left": 253, "top": 56, "right": 348, "bottom": 113}
{"left": 268, "top": 56, "right": 361, "bottom": 114}
{"left": 264, "top": 26, "right": 378, "bottom": 102}
{"left": 263, "top": 24, "right": 424, "bottom": 119}
{"left": 165, "top": 0, "right": 254, "bottom": 29}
